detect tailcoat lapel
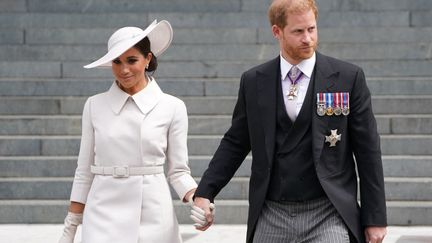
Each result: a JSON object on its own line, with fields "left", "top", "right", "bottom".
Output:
{"left": 256, "top": 57, "right": 280, "bottom": 167}
{"left": 312, "top": 52, "right": 339, "bottom": 165}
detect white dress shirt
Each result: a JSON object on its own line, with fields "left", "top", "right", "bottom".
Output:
{"left": 280, "top": 52, "right": 316, "bottom": 121}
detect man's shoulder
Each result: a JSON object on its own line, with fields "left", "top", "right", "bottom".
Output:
{"left": 243, "top": 57, "right": 280, "bottom": 77}
{"left": 317, "top": 52, "right": 362, "bottom": 72}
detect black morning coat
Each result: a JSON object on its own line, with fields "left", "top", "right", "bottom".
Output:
{"left": 195, "top": 52, "right": 387, "bottom": 243}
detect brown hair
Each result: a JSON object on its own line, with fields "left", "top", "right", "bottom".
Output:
{"left": 268, "top": 0, "right": 318, "bottom": 28}
{"left": 133, "top": 37, "right": 158, "bottom": 72}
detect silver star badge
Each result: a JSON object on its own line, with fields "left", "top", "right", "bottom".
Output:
{"left": 325, "top": 129, "right": 341, "bottom": 147}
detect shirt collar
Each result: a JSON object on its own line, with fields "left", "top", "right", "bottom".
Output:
{"left": 108, "top": 77, "right": 163, "bottom": 115}
{"left": 280, "top": 52, "right": 316, "bottom": 80}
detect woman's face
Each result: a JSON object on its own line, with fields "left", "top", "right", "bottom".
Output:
{"left": 112, "top": 47, "right": 152, "bottom": 94}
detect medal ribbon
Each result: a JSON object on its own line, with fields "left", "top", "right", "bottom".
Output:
{"left": 343, "top": 92, "right": 349, "bottom": 108}
{"left": 326, "top": 93, "right": 332, "bottom": 108}
{"left": 334, "top": 92, "right": 340, "bottom": 107}
{"left": 287, "top": 68, "right": 304, "bottom": 85}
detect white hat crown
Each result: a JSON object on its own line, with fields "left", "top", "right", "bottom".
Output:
{"left": 84, "top": 20, "right": 172, "bottom": 69}
{"left": 108, "top": 27, "right": 144, "bottom": 51}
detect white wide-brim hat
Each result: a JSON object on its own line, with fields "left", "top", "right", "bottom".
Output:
{"left": 84, "top": 19, "right": 173, "bottom": 69}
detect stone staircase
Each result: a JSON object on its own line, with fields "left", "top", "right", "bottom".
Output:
{"left": 1, "top": 0, "right": 432, "bottom": 225}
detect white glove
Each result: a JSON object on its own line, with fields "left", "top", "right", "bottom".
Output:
{"left": 58, "top": 212, "right": 83, "bottom": 243}
{"left": 189, "top": 195, "right": 215, "bottom": 227}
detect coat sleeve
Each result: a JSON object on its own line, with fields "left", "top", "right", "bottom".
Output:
{"left": 166, "top": 100, "right": 197, "bottom": 200}
{"left": 348, "top": 68, "right": 387, "bottom": 226}
{"left": 195, "top": 73, "right": 251, "bottom": 202}
{"left": 70, "top": 98, "right": 95, "bottom": 204}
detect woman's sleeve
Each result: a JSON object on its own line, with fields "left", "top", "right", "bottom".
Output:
{"left": 70, "top": 98, "right": 95, "bottom": 203}
{"left": 166, "top": 100, "right": 197, "bottom": 200}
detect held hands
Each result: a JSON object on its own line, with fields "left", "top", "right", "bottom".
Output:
{"left": 58, "top": 212, "right": 83, "bottom": 243}
{"left": 189, "top": 195, "right": 215, "bottom": 231}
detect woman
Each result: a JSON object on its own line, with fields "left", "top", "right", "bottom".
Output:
{"left": 58, "top": 20, "right": 198, "bottom": 243}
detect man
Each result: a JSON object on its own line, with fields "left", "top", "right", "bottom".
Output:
{"left": 193, "top": 0, "right": 387, "bottom": 242}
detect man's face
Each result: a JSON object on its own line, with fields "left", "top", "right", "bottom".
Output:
{"left": 272, "top": 9, "right": 318, "bottom": 64}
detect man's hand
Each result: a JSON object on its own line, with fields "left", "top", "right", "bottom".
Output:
{"left": 365, "top": 226, "right": 386, "bottom": 243}
{"left": 191, "top": 196, "right": 215, "bottom": 231}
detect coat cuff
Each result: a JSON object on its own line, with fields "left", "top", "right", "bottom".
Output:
{"left": 170, "top": 174, "right": 197, "bottom": 201}
{"left": 70, "top": 183, "right": 91, "bottom": 204}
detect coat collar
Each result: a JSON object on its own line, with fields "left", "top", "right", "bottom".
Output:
{"left": 108, "top": 77, "right": 163, "bottom": 115}
{"left": 256, "top": 56, "right": 280, "bottom": 167}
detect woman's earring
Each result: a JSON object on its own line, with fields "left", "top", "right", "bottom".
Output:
{"left": 146, "top": 63, "right": 149, "bottom": 70}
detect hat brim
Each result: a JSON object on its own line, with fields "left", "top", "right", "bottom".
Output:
{"left": 84, "top": 20, "right": 173, "bottom": 69}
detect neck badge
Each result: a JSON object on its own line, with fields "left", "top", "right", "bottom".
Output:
{"left": 287, "top": 67, "right": 303, "bottom": 100}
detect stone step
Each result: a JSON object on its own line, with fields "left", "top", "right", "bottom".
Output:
{"left": 1, "top": 154, "right": 431, "bottom": 178}
{"left": 27, "top": 0, "right": 243, "bottom": 13}
{"left": 411, "top": 10, "right": 432, "bottom": 27}
{"left": 3, "top": 59, "right": 432, "bottom": 78}
{"left": 0, "top": 177, "right": 430, "bottom": 201}
{"left": 1, "top": 134, "right": 432, "bottom": 156}
{"left": 0, "top": 11, "right": 414, "bottom": 29}
{"left": 1, "top": 114, "right": 432, "bottom": 136}
{"left": 311, "top": 0, "right": 432, "bottom": 11}
{"left": 14, "top": 27, "right": 432, "bottom": 45}
{"left": 0, "top": 79, "right": 207, "bottom": 97}
{"left": 0, "top": 62, "right": 61, "bottom": 78}
{"left": 0, "top": 77, "right": 431, "bottom": 96}
{"left": 386, "top": 201, "right": 432, "bottom": 225}
{"left": 0, "top": 199, "right": 430, "bottom": 224}
{"left": 0, "top": 29, "right": 23, "bottom": 44}
{"left": 0, "top": 0, "right": 26, "bottom": 12}
{"left": 3, "top": 0, "right": 432, "bottom": 14}
{"left": 152, "top": 11, "right": 412, "bottom": 28}
{"left": 0, "top": 95, "right": 431, "bottom": 115}
{"left": 25, "top": 28, "right": 258, "bottom": 45}
{"left": 1, "top": 43, "right": 431, "bottom": 62}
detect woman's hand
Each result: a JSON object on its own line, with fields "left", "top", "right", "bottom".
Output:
{"left": 58, "top": 212, "right": 83, "bottom": 243}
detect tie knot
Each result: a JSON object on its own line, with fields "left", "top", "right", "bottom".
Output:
{"left": 288, "top": 66, "right": 302, "bottom": 84}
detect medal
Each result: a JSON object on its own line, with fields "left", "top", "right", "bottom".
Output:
{"left": 317, "top": 93, "right": 326, "bottom": 116}
{"left": 317, "top": 104, "right": 326, "bottom": 116}
{"left": 342, "top": 92, "right": 350, "bottom": 115}
{"left": 342, "top": 106, "right": 350, "bottom": 116}
{"left": 325, "top": 93, "right": 334, "bottom": 116}
{"left": 286, "top": 66, "right": 303, "bottom": 100}
{"left": 325, "top": 129, "right": 341, "bottom": 147}
{"left": 326, "top": 106, "right": 334, "bottom": 116}
{"left": 287, "top": 85, "right": 298, "bottom": 100}
{"left": 333, "top": 93, "right": 342, "bottom": 116}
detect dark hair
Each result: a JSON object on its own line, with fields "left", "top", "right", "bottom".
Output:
{"left": 133, "top": 37, "right": 158, "bottom": 72}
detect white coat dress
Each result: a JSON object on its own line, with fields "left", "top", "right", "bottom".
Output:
{"left": 69, "top": 78, "right": 197, "bottom": 243}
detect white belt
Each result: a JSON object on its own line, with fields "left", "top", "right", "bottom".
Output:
{"left": 90, "top": 165, "right": 164, "bottom": 178}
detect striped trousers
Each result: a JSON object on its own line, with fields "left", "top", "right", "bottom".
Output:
{"left": 253, "top": 197, "right": 350, "bottom": 243}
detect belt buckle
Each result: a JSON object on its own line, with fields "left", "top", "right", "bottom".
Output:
{"left": 112, "top": 166, "right": 129, "bottom": 178}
